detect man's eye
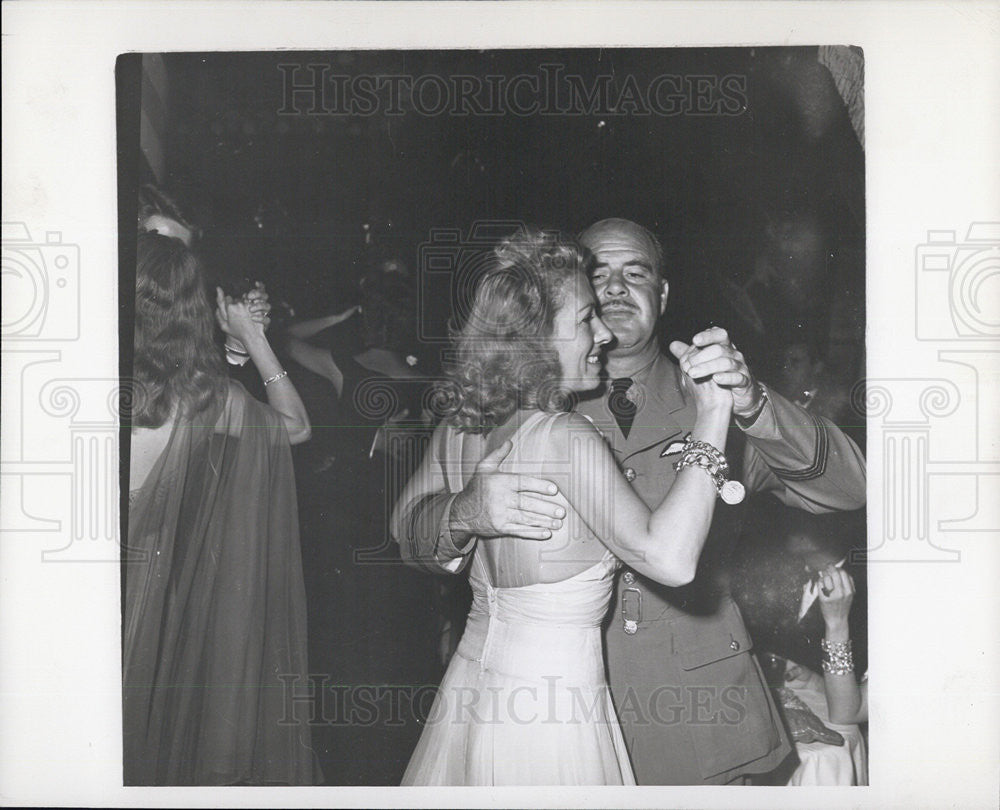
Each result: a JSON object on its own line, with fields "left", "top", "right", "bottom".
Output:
{"left": 590, "top": 272, "right": 608, "bottom": 282}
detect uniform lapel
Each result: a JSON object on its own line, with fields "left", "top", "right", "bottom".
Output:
{"left": 621, "top": 353, "right": 690, "bottom": 462}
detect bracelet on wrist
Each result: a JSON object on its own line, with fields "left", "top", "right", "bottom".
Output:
{"left": 669, "top": 435, "right": 745, "bottom": 504}
{"left": 263, "top": 370, "right": 288, "bottom": 387}
{"left": 734, "top": 383, "right": 768, "bottom": 428}
{"left": 821, "top": 638, "right": 855, "bottom": 675}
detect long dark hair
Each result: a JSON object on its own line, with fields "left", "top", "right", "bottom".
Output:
{"left": 444, "top": 227, "right": 590, "bottom": 434}
{"left": 132, "top": 231, "right": 227, "bottom": 428}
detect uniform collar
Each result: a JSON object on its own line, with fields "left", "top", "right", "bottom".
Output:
{"left": 638, "top": 352, "right": 689, "bottom": 416}
{"left": 583, "top": 352, "right": 691, "bottom": 460}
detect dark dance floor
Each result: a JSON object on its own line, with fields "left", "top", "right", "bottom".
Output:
{"left": 295, "top": 450, "right": 448, "bottom": 786}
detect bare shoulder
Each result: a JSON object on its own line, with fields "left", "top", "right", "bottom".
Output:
{"left": 542, "top": 411, "right": 606, "bottom": 456}
{"left": 546, "top": 410, "right": 603, "bottom": 438}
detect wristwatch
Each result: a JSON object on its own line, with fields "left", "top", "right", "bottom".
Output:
{"left": 734, "top": 383, "right": 768, "bottom": 429}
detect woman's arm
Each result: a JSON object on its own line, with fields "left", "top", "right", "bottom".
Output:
{"left": 286, "top": 305, "right": 361, "bottom": 341}
{"left": 817, "top": 567, "right": 868, "bottom": 724}
{"left": 216, "top": 288, "right": 312, "bottom": 444}
{"left": 556, "top": 397, "right": 730, "bottom": 586}
{"left": 556, "top": 341, "right": 734, "bottom": 586}
{"left": 285, "top": 336, "right": 344, "bottom": 397}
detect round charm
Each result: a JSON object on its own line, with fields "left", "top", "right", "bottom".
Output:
{"left": 720, "top": 479, "right": 746, "bottom": 505}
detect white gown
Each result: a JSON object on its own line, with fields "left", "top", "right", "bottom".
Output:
{"left": 401, "top": 411, "right": 635, "bottom": 785}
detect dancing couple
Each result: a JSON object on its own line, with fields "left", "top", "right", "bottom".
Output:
{"left": 393, "top": 220, "right": 866, "bottom": 785}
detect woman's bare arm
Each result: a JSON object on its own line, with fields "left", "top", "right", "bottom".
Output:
{"left": 554, "top": 400, "right": 730, "bottom": 587}
{"left": 817, "top": 568, "right": 868, "bottom": 723}
{"left": 286, "top": 306, "right": 360, "bottom": 341}
{"left": 216, "top": 288, "right": 311, "bottom": 444}
{"left": 285, "top": 336, "right": 344, "bottom": 397}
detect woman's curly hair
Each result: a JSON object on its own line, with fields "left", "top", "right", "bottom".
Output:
{"left": 443, "top": 227, "right": 591, "bottom": 434}
{"left": 131, "top": 231, "right": 227, "bottom": 428}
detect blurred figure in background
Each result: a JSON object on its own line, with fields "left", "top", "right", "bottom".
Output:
{"left": 716, "top": 190, "right": 864, "bottom": 448}
{"left": 196, "top": 226, "right": 276, "bottom": 401}
{"left": 732, "top": 503, "right": 867, "bottom": 681}
{"left": 138, "top": 184, "right": 274, "bottom": 400}
{"left": 125, "top": 232, "right": 317, "bottom": 785}
{"left": 137, "top": 183, "right": 199, "bottom": 247}
{"left": 283, "top": 255, "right": 441, "bottom": 785}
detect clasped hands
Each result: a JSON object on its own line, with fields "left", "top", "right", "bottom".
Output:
{"left": 450, "top": 326, "right": 760, "bottom": 542}
{"left": 668, "top": 326, "right": 761, "bottom": 416}
{"left": 215, "top": 282, "right": 272, "bottom": 348}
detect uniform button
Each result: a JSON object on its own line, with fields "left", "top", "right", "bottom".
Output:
{"left": 623, "top": 571, "right": 635, "bottom": 585}
{"left": 624, "top": 467, "right": 637, "bottom": 482}
{"left": 730, "top": 639, "right": 741, "bottom": 651}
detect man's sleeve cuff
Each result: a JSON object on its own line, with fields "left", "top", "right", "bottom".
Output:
{"left": 435, "top": 495, "right": 476, "bottom": 567}
{"left": 735, "top": 384, "right": 774, "bottom": 433}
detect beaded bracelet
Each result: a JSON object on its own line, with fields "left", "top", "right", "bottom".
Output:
{"left": 263, "top": 370, "right": 289, "bottom": 387}
{"left": 821, "top": 638, "right": 855, "bottom": 675}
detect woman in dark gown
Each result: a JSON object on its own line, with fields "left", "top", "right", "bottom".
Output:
{"left": 124, "top": 232, "right": 319, "bottom": 785}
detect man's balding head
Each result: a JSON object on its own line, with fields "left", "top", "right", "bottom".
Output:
{"left": 579, "top": 218, "right": 666, "bottom": 281}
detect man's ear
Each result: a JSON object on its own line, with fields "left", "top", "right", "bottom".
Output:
{"left": 659, "top": 279, "right": 669, "bottom": 316}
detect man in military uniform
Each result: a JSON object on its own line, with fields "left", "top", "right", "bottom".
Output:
{"left": 392, "top": 218, "right": 866, "bottom": 784}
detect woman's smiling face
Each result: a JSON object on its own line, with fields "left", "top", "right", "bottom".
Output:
{"left": 551, "top": 272, "right": 612, "bottom": 392}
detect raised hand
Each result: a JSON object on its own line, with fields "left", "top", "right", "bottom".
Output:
{"left": 216, "top": 287, "right": 265, "bottom": 346}
{"left": 451, "top": 440, "right": 565, "bottom": 541}
{"left": 244, "top": 281, "right": 271, "bottom": 330}
{"left": 817, "top": 567, "right": 855, "bottom": 636}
